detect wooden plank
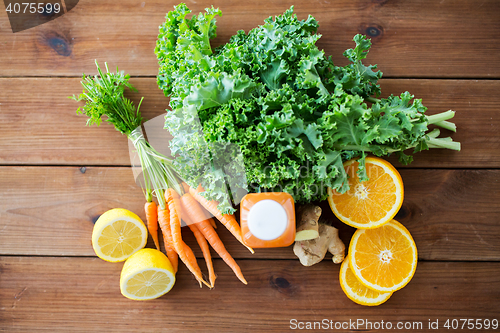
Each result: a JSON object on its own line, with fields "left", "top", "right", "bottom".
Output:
{"left": 0, "top": 77, "right": 167, "bottom": 166}
{"left": 0, "top": 166, "right": 499, "bottom": 261}
{"left": 0, "top": 257, "right": 498, "bottom": 332}
{"left": 1, "top": 78, "right": 498, "bottom": 167}
{"left": 0, "top": 0, "right": 499, "bottom": 78}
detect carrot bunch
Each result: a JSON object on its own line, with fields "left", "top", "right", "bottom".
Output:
{"left": 144, "top": 183, "right": 251, "bottom": 288}
{"left": 72, "top": 61, "right": 248, "bottom": 289}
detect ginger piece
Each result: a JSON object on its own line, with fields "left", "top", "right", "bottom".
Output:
{"left": 328, "top": 227, "right": 345, "bottom": 264}
{"left": 293, "top": 223, "right": 345, "bottom": 266}
{"left": 294, "top": 204, "right": 321, "bottom": 241}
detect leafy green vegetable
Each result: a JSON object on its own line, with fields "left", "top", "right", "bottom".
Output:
{"left": 155, "top": 4, "right": 460, "bottom": 213}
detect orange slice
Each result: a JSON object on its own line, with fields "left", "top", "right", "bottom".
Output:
{"left": 328, "top": 156, "right": 404, "bottom": 229}
{"left": 348, "top": 219, "right": 418, "bottom": 293}
{"left": 339, "top": 257, "right": 392, "bottom": 306}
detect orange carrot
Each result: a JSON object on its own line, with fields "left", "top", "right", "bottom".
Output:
{"left": 181, "top": 183, "right": 217, "bottom": 229}
{"left": 166, "top": 188, "right": 210, "bottom": 288}
{"left": 186, "top": 215, "right": 216, "bottom": 288}
{"left": 181, "top": 239, "right": 208, "bottom": 288}
{"left": 180, "top": 183, "right": 216, "bottom": 287}
{"left": 197, "top": 218, "right": 247, "bottom": 285}
{"left": 157, "top": 205, "right": 178, "bottom": 273}
{"left": 189, "top": 185, "right": 254, "bottom": 254}
{"left": 165, "top": 188, "right": 184, "bottom": 255}
{"left": 145, "top": 201, "right": 160, "bottom": 251}
{"left": 181, "top": 192, "right": 247, "bottom": 285}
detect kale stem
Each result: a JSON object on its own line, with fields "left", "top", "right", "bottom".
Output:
{"left": 426, "top": 137, "right": 461, "bottom": 151}
{"left": 365, "top": 96, "right": 381, "bottom": 104}
{"left": 433, "top": 120, "right": 457, "bottom": 132}
{"left": 426, "top": 128, "right": 441, "bottom": 139}
{"left": 331, "top": 128, "right": 460, "bottom": 153}
{"left": 426, "top": 110, "right": 455, "bottom": 125}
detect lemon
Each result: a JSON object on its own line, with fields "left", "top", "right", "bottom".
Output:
{"left": 339, "top": 257, "right": 392, "bottom": 306}
{"left": 120, "top": 248, "right": 176, "bottom": 300}
{"left": 91, "top": 208, "right": 148, "bottom": 262}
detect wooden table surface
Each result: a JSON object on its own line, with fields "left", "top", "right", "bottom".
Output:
{"left": 1, "top": 0, "right": 500, "bottom": 332}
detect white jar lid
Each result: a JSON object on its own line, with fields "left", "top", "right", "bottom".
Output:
{"left": 247, "top": 199, "right": 288, "bottom": 240}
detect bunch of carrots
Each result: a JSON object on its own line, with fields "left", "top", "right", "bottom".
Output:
{"left": 73, "top": 61, "right": 251, "bottom": 288}
{"left": 145, "top": 183, "right": 252, "bottom": 288}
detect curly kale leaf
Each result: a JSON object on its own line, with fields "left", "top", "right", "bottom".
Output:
{"left": 330, "top": 34, "right": 383, "bottom": 98}
{"left": 155, "top": 3, "right": 221, "bottom": 104}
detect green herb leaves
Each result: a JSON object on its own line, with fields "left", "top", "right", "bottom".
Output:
{"left": 71, "top": 61, "right": 143, "bottom": 136}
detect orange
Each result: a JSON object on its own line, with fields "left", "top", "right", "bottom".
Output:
{"left": 327, "top": 156, "right": 404, "bottom": 229}
{"left": 348, "top": 219, "right": 418, "bottom": 293}
{"left": 339, "top": 257, "right": 392, "bottom": 306}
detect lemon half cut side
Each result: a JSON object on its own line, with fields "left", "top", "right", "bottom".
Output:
{"left": 120, "top": 248, "right": 176, "bottom": 300}
{"left": 91, "top": 208, "right": 148, "bottom": 262}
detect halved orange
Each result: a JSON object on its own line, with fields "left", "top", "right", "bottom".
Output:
{"left": 348, "top": 219, "right": 418, "bottom": 293}
{"left": 328, "top": 156, "right": 404, "bottom": 229}
{"left": 339, "top": 257, "right": 392, "bottom": 306}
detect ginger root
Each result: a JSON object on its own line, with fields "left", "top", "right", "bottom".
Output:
{"left": 294, "top": 204, "right": 321, "bottom": 241}
{"left": 293, "top": 223, "right": 345, "bottom": 266}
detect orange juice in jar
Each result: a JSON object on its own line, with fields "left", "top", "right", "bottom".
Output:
{"left": 240, "top": 192, "right": 295, "bottom": 248}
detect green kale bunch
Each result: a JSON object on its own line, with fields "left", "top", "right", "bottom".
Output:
{"left": 155, "top": 4, "right": 459, "bottom": 213}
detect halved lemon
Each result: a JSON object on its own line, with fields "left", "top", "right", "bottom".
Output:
{"left": 339, "top": 257, "right": 392, "bottom": 306}
{"left": 348, "top": 219, "right": 418, "bottom": 293}
{"left": 328, "top": 156, "right": 404, "bottom": 229}
{"left": 91, "top": 208, "right": 148, "bottom": 262}
{"left": 120, "top": 248, "right": 176, "bottom": 300}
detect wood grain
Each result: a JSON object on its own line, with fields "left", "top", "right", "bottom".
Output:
{"left": 1, "top": 166, "right": 499, "bottom": 261}
{"left": 1, "top": 78, "right": 497, "bottom": 167}
{"left": 0, "top": 78, "right": 168, "bottom": 166}
{"left": 0, "top": 257, "right": 498, "bottom": 332}
{"left": 0, "top": 0, "right": 499, "bottom": 78}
